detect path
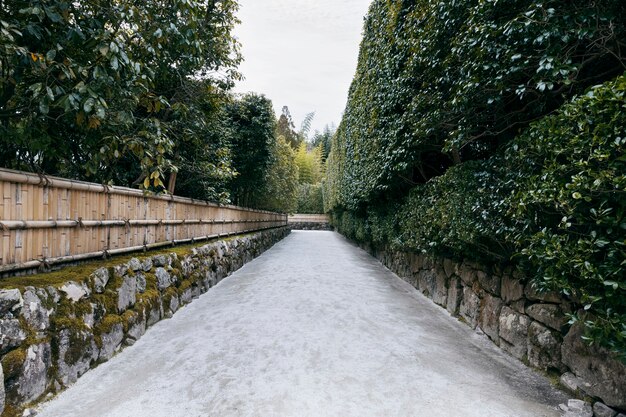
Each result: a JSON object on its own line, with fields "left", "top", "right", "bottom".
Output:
{"left": 37, "top": 231, "right": 566, "bottom": 417}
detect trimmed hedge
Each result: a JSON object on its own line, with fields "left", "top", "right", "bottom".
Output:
{"left": 330, "top": 76, "right": 626, "bottom": 354}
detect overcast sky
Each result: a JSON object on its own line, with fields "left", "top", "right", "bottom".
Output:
{"left": 233, "top": 0, "right": 372, "bottom": 136}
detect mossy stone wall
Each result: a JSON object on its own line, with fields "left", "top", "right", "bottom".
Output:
{"left": 0, "top": 227, "right": 289, "bottom": 417}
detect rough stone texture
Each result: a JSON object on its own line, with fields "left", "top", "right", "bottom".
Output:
{"left": 446, "top": 277, "right": 462, "bottom": 315}
{"left": 135, "top": 273, "right": 147, "bottom": 293}
{"left": 0, "top": 319, "right": 27, "bottom": 353}
{"left": 91, "top": 268, "right": 109, "bottom": 293}
{"left": 477, "top": 271, "right": 500, "bottom": 296}
{"left": 479, "top": 294, "right": 503, "bottom": 343}
{"left": 432, "top": 268, "right": 448, "bottom": 307}
{"left": 593, "top": 402, "right": 617, "bottom": 417}
{"left": 528, "top": 321, "right": 562, "bottom": 371}
{"left": 21, "top": 289, "right": 50, "bottom": 331}
{"left": 127, "top": 258, "right": 142, "bottom": 272}
{"left": 16, "top": 343, "right": 51, "bottom": 403}
{"left": 127, "top": 316, "right": 146, "bottom": 342}
{"left": 499, "top": 306, "right": 530, "bottom": 360}
{"left": 117, "top": 275, "right": 137, "bottom": 313}
{"left": 152, "top": 254, "right": 169, "bottom": 267}
{"left": 142, "top": 258, "right": 153, "bottom": 272}
{"left": 155, "top": 267, "right": 171, "bottom": 290}
{"left": 0, "top": 289, "right": 23, "bottom": 314}
{"left": 560, "top": 372, "right": 582, "bottom": 393}
{"left": 460, "top": 287, "right": 481, "bottom": 329}
{"left": 288, "top": 222, "right": 331, "bottom": 231}
{"left": 526, "top": 303, "right": 568, "bottom": 332}
{"left": 146, "top": 303, "right": 162, "bottom": 327}
{"left": 98, "top": 323, "right": 124, "bottom": 361}
{"left": 59, "top": 282, "right": 89, "bottom": 302}
{"left": 562, "top": 322, "right": 626, "bottom": 409}
{"left": 442, "top": 259, "right": 455, "bottom": 278}
{"left": 57, "top": 329, "right": 99, "bottom": 386}
{"left": 417, "top": 270, "right": 436, "bottom": 299}
{"left": 168, "top": 294, "right": 180, "bottom": 316}
{"left": 510, "top": 299, "right": 526, "bottom": 314}
{"left": 457, "top": 263, "right": 477, "bottom": 286}
{"left": 180, "top": 288, "right": 193, "bottom": 305}
{"left": 562, "top": 399, "right": 593, "bottom": 417}
{"left": 501, "top": 275, "right": 524, "bottom": 303}
{"left": 525, "top": 283, "right": 562, "bottom": 303}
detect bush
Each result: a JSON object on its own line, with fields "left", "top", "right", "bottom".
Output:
{"left": 506, "top": 75, "right": 626, "bottom": 352}
{"left": 296, "top": 183, "right": 324, "bottom": 214}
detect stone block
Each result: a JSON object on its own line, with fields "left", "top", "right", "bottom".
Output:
{"left": 0, "top": 319, "right": 27, "bottom": 353}
{"left": 562, "top": 399, "right": 593, "bottom": 417}
{"left": 477, "top": 271, "right": 501, "bottom": 296}
{"left": 525, "top": 282, "right": 562, "bottom": 303}
{"left": 60, "top": 281, "right": 89, "bottom": 303}
{"left": 152, "top": 254, "right": 170, "bottom": 267}
{"left": 446, "top": 277, "right": 462, "bottom": 315}
{"left": 56, "top": 328, "right": 99, "bottom": 386}
{"left": 460, "top": 287, "right": 481, "bottom": 329}
{"left": 443, "top": 259, "right": 456, "bottom": 278}
{"left": 117, "top": 275, "right": 137, "bottom": 313}
{"left": 593, "top": 402, "right": 617, "bottom": 417}
{"left": 526, "top": 303, "right": 568, "bottom": 332}
{"left": 98, "top": 323, "right": 124, "bottom": 361}
{"left": 528, "top": 321, "right": 563, "bottom": 371}
{"left": 16, "top": 343, "right": 51, "bottom": 403}
{"left": 127, "top": 258, "right": 142, "bottom": 272}
{"left": 432, "top": 270, "right": 448, "bottom": 307}
{"left": 142, "top": 258, "right": 153, "bottom": 272}
{"left": 499, "top": 306, "right": 530, "bottom": 360}
{"left": 501, "top": 275, "right": 524, "bottom": 303}
{"left": 155, "top": 267, "right": 171, "bottom": 290}
{"left": 21, "top": 288, "right": 50, "bottom": 331}
{"left": 0, "top": 289, "right": 23, "bottom": 315}
{"left": 90, "top": 268, "right": 109, "bottom": 293}
{"left": 479, "top": 294, "right": 503, "bottom": 343}
{"left": 417, "top": 270, "right": 436, "bottom": 298}
{"left": 457, "top": 263, "right": 477, "bottom": 286}
{"left": 562, "top": 322, "right": 626, "bottom": 409}
{"left": 560, "top": 372, "right": 582, "bottom": 393}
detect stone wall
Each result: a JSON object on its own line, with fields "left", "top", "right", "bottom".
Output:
{"left": 362, "top": 244, "right": 626, "bottom": 416}
{"left": 288, "top": 222, "right": 332, "bottom": 231}
{"left": 0, "top": 227, "right": 289, "bottom": 416}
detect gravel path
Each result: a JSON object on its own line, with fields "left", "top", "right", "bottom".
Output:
{"left": 37, "top": 231, "right": 566, "bottom": 417}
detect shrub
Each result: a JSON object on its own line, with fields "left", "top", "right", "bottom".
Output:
{"left": 506, "top": 75, "right": 626, "bottom": 352}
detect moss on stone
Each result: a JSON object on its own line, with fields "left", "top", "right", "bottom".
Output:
{"left": 0, "top": 232, "right": 250, "bottom": 290}
{"left": 94, "top": 315, "right": 123, "bottom": 336}
{"left": 1, "top": 348, "right": 26, "bottom": 381}
{"left": 177, "top": 280, "right": 192, "bottom": 296}
{"left": 121, "top": 310, "right": 138, "bottom": 333}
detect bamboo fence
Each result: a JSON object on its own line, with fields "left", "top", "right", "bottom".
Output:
{"left": 0, "top": 168, "right": 287, "bottom": 275}
{"left": 288, "top": 214, "right": 329, "bottom": 223}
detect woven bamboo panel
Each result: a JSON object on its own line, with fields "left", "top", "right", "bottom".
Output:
{"left": 0, "top": 168, "right": 286, "bottom": 273}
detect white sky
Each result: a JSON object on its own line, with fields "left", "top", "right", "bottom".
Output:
{"left": 233, "top": 0, "right": 372, "bottom": 136}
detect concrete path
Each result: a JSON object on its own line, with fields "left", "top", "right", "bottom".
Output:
{"left": 37, "top": 231, "right": 567, "bottom": 417}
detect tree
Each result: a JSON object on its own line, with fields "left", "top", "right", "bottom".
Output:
{"left": 257, "top": 136, "right": 299, "bottom": 213}
{"left": 0, "top": 0, "right": 241, "bottom": 189}
{"left": 276, "top": 106, "right": 299, "bottom": 149}
{"left": 226, "top": 93, "right": 276, "bottom": 207}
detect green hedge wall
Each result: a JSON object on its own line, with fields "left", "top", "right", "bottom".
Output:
{"left": 329, "top": 76, "right": 626, "bottom": 354}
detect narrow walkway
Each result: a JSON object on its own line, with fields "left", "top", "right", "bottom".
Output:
{"left": 37, "top": 231, "right": 566, "bottom": 417}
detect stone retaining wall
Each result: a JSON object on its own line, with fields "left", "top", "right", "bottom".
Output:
{"left": 361, "top": 244, "right": 626, "bottom": 416}
{"left": 0, "top": 227, "right": 289, "bottom": 416}
{"left": 288, "top": 222, "right": 332, "bottom": 231}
